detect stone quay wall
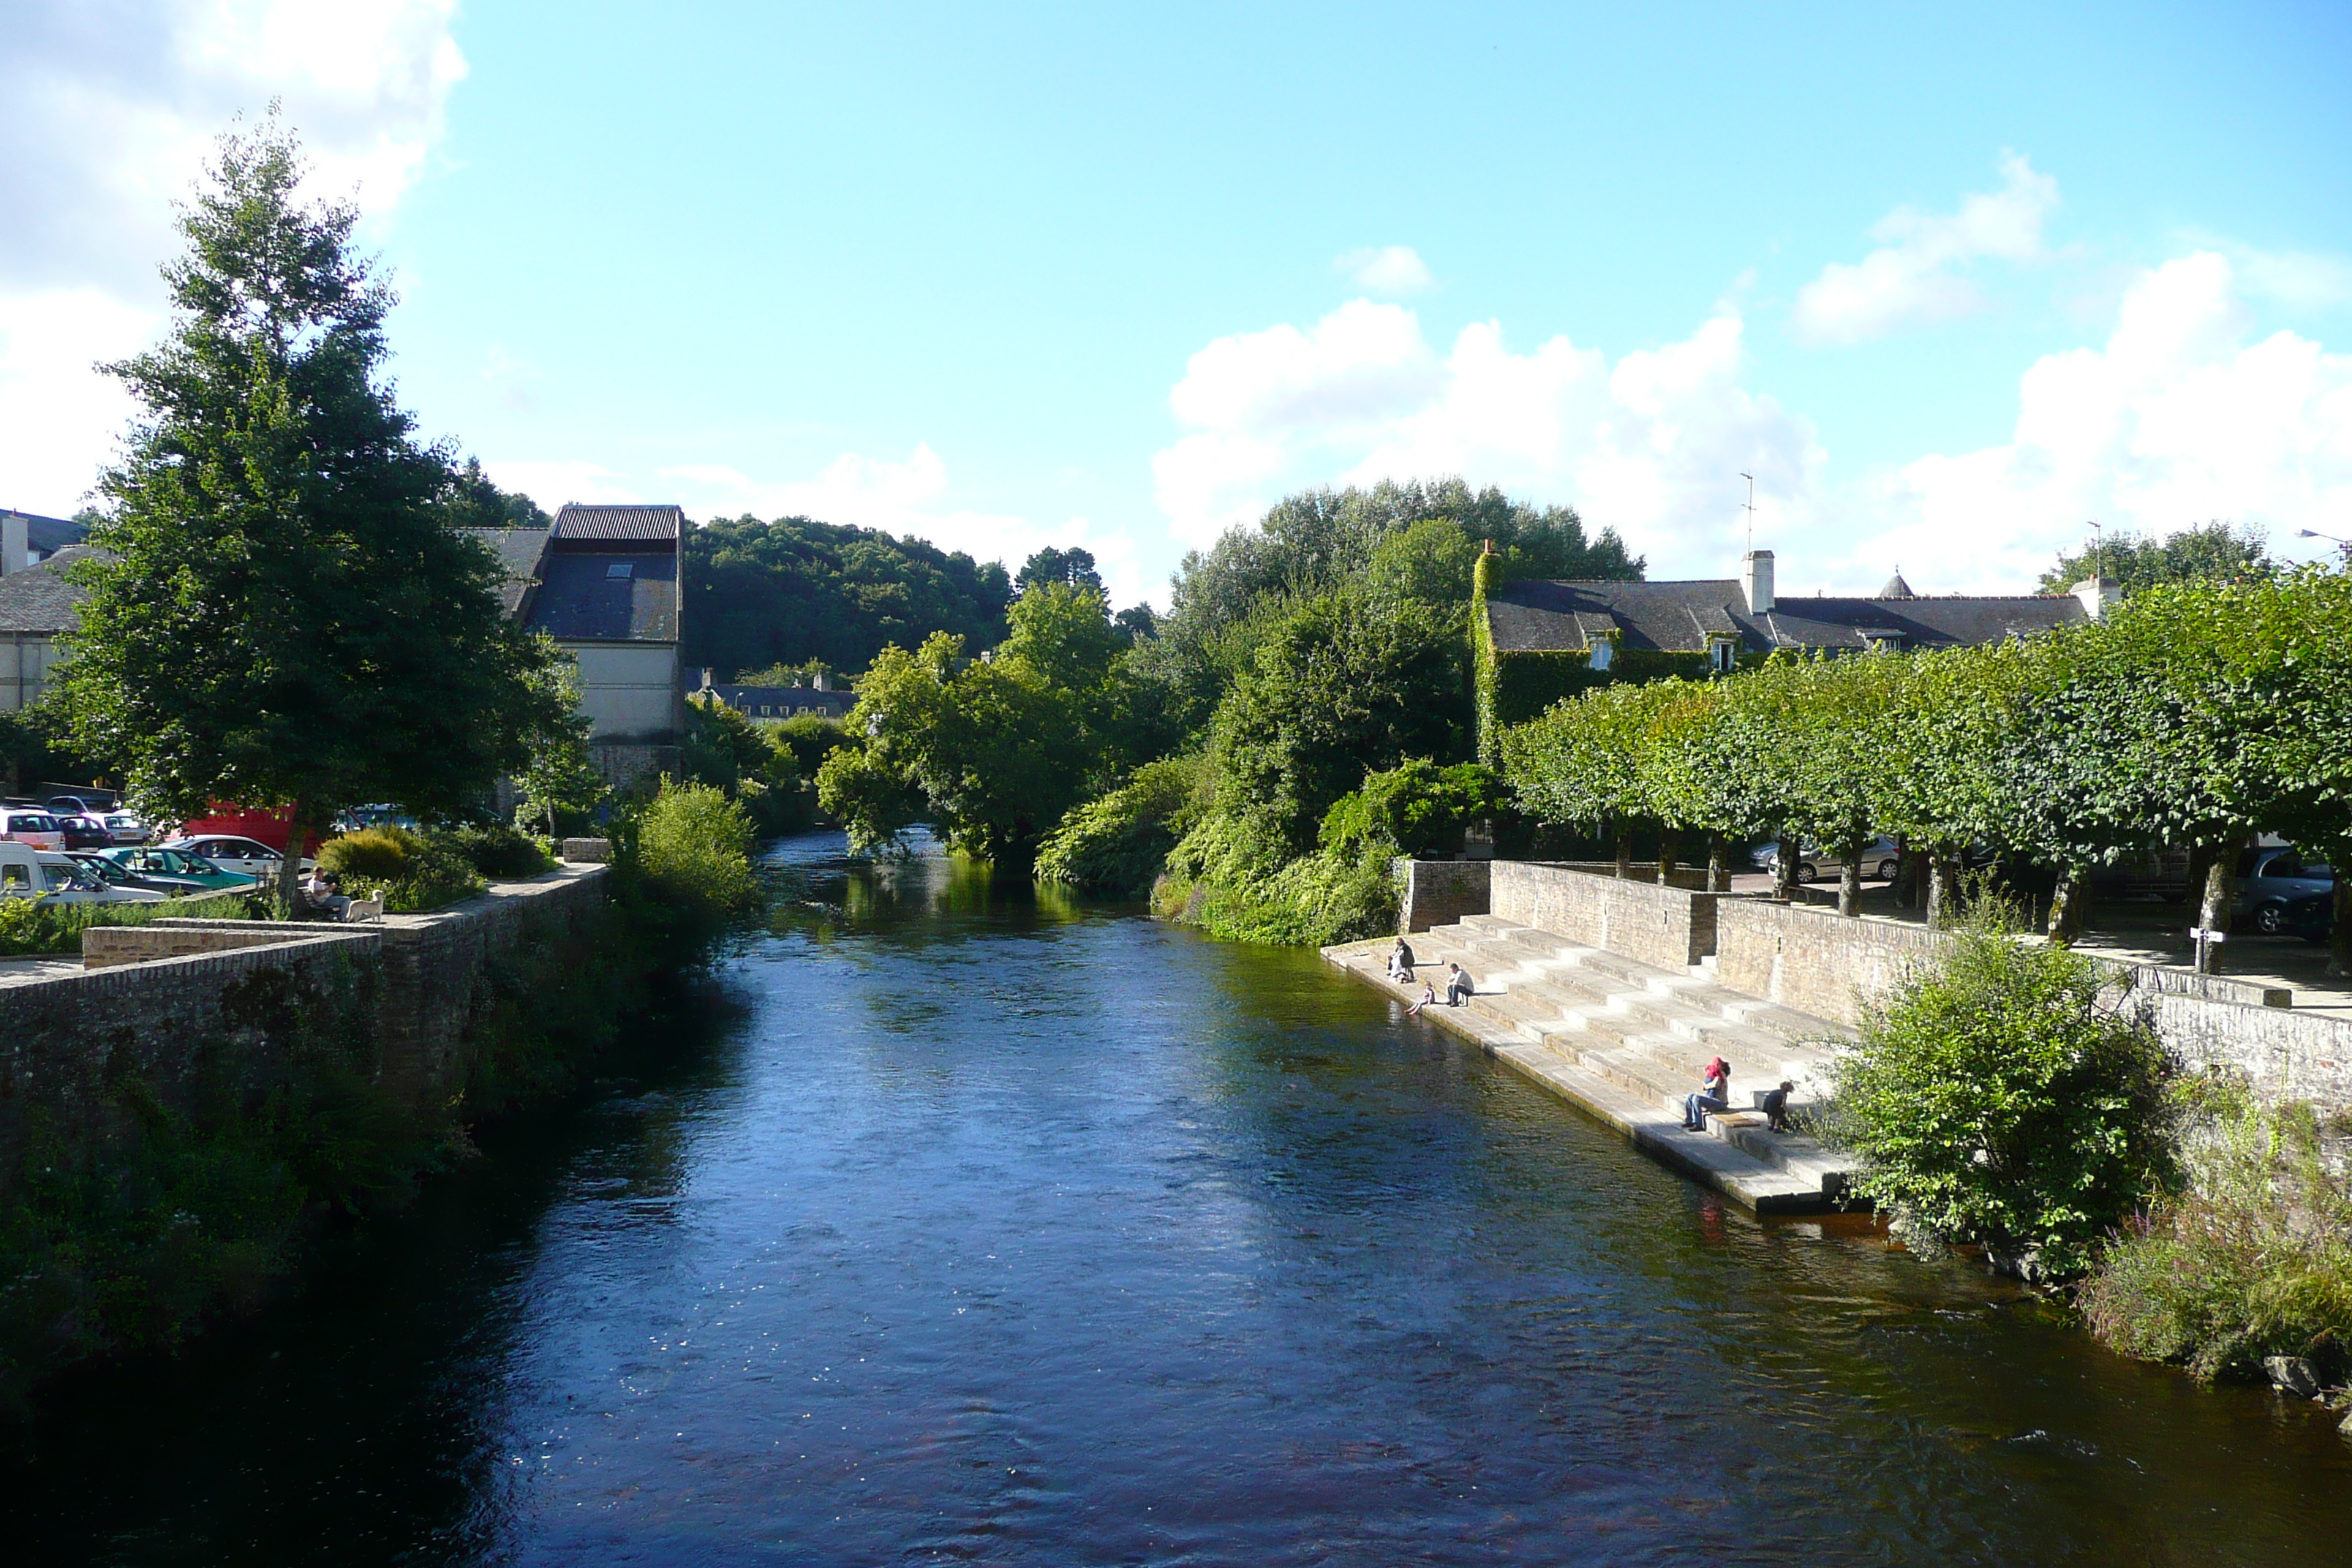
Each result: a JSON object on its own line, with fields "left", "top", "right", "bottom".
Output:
{"left": 1712, "top": 894, "right": 2352, "bottom": 1110}
{"left": 1394, "top": 859, "right": 1491, "bottom": 933}
{"left": 0, "top": 865, "right": 611, "bottom": 1175}
{"left": 1490, "top": 861, "right": 1722, "bottom": 972}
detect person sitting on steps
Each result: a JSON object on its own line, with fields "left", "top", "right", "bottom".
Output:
{"left": 1406, "top": 980, "right": 1437, "bottom": 1017}
{"left": 1683, "top": 1055, "right": 1731, "bottom": 1131}
{"left": 1444, "top": 962, "right": 1474, "bottom": 1006}
{"left": 1388, "top": 937, "right": 1416, "bottom": 983}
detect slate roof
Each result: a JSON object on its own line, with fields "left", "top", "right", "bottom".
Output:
{"left": 1487, "top": 577, "right": 2085, "bottom": 656}
{"left": 457, "top": 526, "right": 552, "bottom": 615}
{"left": 7, "top": 510, "right": 86, "bottom": 557}
{"left": 706, "top": 684, "right": 852, "bottom": 719}
{"left": 525, "top": 551, "right": 679, "bottom": 641}
{"left": 551, "top": 504, "right": 684, "bottom": 542}
{"left": 0, "top": 545, "right": 103, "bottom": 633}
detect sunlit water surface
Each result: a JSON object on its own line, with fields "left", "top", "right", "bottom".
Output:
{"left": 10, "top": 832, "right": 2352, "bottom": 1565}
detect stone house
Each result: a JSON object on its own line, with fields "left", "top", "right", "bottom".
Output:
{"left": 690, "top": 669, "right": 852, "bottom": 723}
{"left": 1477, "top": 546, "right": 2114, "bottom": 734}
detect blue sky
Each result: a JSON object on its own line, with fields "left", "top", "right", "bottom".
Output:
{"left": 5, "top": 1, "right": 2350, "bottom": 606}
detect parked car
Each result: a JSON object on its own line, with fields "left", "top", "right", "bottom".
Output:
{"left": 0, "top": 843, "right": 165, "bottom": 905}
{"left": 69, "top": 851, "right": 174, "bottom": 897}
{"left": 0, "top": 808, "right": 65, "bottom": 851}
{"left": 2236, "top": 848, "right": 2334, "bottom": 935}
{"left": 1746, "top": 835, "right": 1903, "bottom": 884}
{"left": 163, "top": 833, "right": 313, "bottom": 881}
{"left": 91, "top": 845, "right": 259, "bottom": 894}
{"left": 2277, "top": 891, "right": 2334, "bottom": 944}
{"left": 48, "top": 794, "right": 110, "bottom": 816}
{"left": 101, "top": 811, "right": 150, "bottom": 845}
{"left": 51, "top": 813, "right": 116, "bottom": 851}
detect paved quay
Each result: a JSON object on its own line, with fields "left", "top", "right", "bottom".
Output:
{"left": 1324, "top": 914, "right": 1855, "bottom": 1213}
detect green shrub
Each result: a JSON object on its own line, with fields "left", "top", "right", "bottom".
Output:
{"left": 1823, "top": 916, "right": 2174, "bottom": 1279}
{"left": 0, "top": 889, "right": 254, "bottom": 957}
{"left": 317, "top": 825, "right": 423, "bottom": 883}
{"left": 444, "top": 821, "right": 556, "bottom": 879}
{"left": 315, "top": 826, "right": 483, "bottom": 913}
{"left": 2080, "top": 1087, "right": 2352, "bottom": 1382}
{"left": 613, "top": 778, "right": 761, "bottom": 958}
{"left": 772, "top": 713, "right": 853, "bottom": 780}
{"left": 1319, "top": 758, "right": 1506, "bottom": 860}
{"left": 1036, "top": 753, "right": 1206, "bottom": 897}
{"left": 1156, "top": 802, "right": 1399, "bottom": 946}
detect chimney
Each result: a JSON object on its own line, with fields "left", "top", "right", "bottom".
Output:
{"left": 699, "top": 667, "right": 715, "bottom": 690}
{"left": 1741, "top": 549, "right": 1775, "bottom": 614}
{"left": 813, "top": 670, "right": 830, "bottom": 692}
{"left": 1, "top": 511, "right": 26, "bottom": 576}
{"left": 2071, "top": 577, "right": 2120, "bottom": 620}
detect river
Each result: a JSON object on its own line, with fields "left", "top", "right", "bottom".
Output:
{"left": 9, "top": 832, "right": 2351, "bottom": 1565}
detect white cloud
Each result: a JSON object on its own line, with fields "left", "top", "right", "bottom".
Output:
{"left": 1153, "top": 298, "right": 1824, "bottom": 575}
{"left": 0, "top": 0, "right": 466, "bottom": 512}
{"left": 482, "top": 459, "right": 637, "bottom": 510}
{"left": 1333, "top": 245, "right": 1434, "bottom": 297}
{"left": 1793, "top": 153, "right": 2059, "bottom": 344}
{"left": 1845, "top": 252, "right": 2352, "bottom": 589}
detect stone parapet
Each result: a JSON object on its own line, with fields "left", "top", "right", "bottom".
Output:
{"left": 561, "top": 837, "right": 611, "bottom": 863}
{"left": 1490, "top": 861, "right": 1721, "bottom": 972}
{"left": 1394, "top": 859, "right": 1491, "bottom": 933}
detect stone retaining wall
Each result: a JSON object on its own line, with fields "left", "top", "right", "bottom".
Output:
{"left": 0, "top": 866, "right": 612, "bottom": 1174}
{"left": 1394, "top": 859, "right": 1491, "bottom": 933}
{"left": 1712, "top": 895, "right": 2352, "bottom": 1109}
{"left": 1491, "top": 861, "right": 1721, "bottom": 972}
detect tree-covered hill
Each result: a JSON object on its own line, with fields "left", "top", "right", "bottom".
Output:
{"left": 682, "top": 514, "right": 1016, "bottom": 681}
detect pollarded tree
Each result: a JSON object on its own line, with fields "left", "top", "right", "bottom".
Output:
{"left": 1502, "top": 679, "right": 1673, "bottom": 874}
{"left": 53, "top": 116, "right": 570, "bottom": 905}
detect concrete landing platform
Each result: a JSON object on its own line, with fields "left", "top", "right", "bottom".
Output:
{"left": 1324, "top": 918, "right": 1856, "bottom": 1214}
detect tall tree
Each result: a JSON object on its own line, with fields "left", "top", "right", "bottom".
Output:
{"left": 53, "top": 116, "right": 569, "bottom": 905}
{"left": 2039, "top": 521, "right": 2274, "bottom": 594}
{"left": 1015, "top": 545, "right": 1104, "bottom": 596}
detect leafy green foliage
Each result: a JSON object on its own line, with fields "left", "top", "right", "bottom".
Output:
{"left": 682, "top": 513, "right": 1014, "bottom": 681}
{"left": 315, "top": 825, "right": 484, "bottom": 911}
{"left": 50, "top": 115, "right": 571, "bottom": 904}
{"left": 1320, "top": 760, "right": 1507, "bottom": 860}
{"left": 626, "top": 778, "right": 760, "bottom": 935}
{"left": 2040, "top": 520, "right": 2274, "bottom": 594}
{"left": 1825, "top": 919, "right": 2174, "bottom": 1278}
{"left": 770, "top": 713, "right": 853, "bottom": 780}
{"left": 443, "top": 822, "right": 556, "bottom": 879}
{"left": 0, "top": 889, "right": 254, "bottom": 957}
{"left": 2081, "top": 1087, "right": 2352, "bottom": 1382}
{"left": 1034, "top": 753, "right": 1206, "bottom": 896}
{"left": 511, "top": 648, "right": 607, "bottom": 840}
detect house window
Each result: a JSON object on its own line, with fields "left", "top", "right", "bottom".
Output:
{"left": 760, "top": 706, "right": 772, "bottom": 715}
{"left": 1589, "top": 638, "right": 1613, "bottom": 672}
{"left": 1708, "top": 638, "right": 1734, "bottom": 674}
{"left": 606, "top": 562, "right": 634, "bottom": 579}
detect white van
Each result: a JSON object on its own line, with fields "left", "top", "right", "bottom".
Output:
{"left": 0, "top": 843, "right": 165, "bottom": 905}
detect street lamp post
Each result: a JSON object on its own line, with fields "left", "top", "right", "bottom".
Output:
{"left": 2296, "top": 528, "right": 2352, "bottom": 566}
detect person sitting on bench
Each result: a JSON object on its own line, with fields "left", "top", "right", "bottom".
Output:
{"left": 1444, "top": 962, "right": 1474, "bottom": 1006}
{"left": 301, "top": 866, "right": 350, "bottom": 919}
{"left": 1760, "top": 1079, "right": 1796, "bottom": 1133}
{"left": 1683, "top": 1056, "right": 1731, "bottom": 1131}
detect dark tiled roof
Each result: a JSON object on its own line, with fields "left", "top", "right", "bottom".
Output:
{"left": 1488, "top": 577, "right": 2085, "bottom": 656}
{"left": 457, "top": 526, "right": 551, "bottom": 614}
{"left": 0, "top": 545, "right": 102, "bottom": 633}
{"left": 525, "top": 551, "right": 678, "bottom": 641}
{"left": 706, "top": 684, "right": 851, "bottom": 717}
{"left": 7, "top": 510, "right": 86, "bottom": 557}
{"left": 551, "top": 504, "right": 684, "bottom": 542}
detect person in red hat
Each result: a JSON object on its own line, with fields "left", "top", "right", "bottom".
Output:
{"left": 1684, "top": 1056, "right": 1731, "bottom": 1131}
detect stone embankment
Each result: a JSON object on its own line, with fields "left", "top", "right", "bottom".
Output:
{"left": 0, "top": 863, "right": 610, "bottom": 1177}
{"left": 1327, "top": 915, "right": 1852, "bottom": 1213}
{"left": 1354, "top": 859, "right": 2352, "bottom": 1210}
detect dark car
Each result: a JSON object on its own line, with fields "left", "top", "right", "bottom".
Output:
{"left": 2280, "top": 891, "right": 2334, "bottom": 944}
{"left": 2236, "top": 848, "right": 2333, "bottom": 935}
{"left": 52, "top": 813, "right": 114, "bottom": 851}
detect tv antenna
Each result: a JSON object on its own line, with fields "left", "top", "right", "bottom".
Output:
{"left": 1738, "top": 472, "right": 1757, "bottom": 553}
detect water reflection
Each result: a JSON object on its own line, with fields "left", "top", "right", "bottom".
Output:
{"left": 8, "top": 832, "right": 2351, "bottom": 1567}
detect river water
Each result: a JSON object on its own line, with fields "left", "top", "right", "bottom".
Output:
{"left": 10, "top": 832, "right": 2352, "bottom": 1564}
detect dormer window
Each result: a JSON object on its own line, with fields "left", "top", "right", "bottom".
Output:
{"left": 1589, "top": 636, "right": 1614, "bottom": 672}
{"left": 606, "top": 562, "right": 634, "bottom": 579}
{"left": 1707, "top": 634, "right": 1735, "bottom": 674}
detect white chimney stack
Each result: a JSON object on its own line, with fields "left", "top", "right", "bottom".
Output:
{"left": 2071, "top": 576, "right": 2119, "bottom": 620}
{"left": 1741, "top": 549, "right": 1775, "bottom": 614}
{"left": 1, "top": 511, "right": 26, "bottom": 576}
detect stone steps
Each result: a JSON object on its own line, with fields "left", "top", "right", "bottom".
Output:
{"left": 1329, "top": 917, "right": 1855, "bottom": 1213}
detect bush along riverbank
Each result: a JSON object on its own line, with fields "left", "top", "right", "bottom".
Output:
{"left": 0, "top": 780, "right": 764, "bottom": 1420}
{"left": 1819, "top": 905, "right": 2352, "bottom": 1424}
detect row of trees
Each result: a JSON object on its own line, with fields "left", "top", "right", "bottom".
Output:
{"left": 1501, "top": 568, "right": 2352, "bottom": 970}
